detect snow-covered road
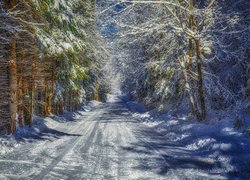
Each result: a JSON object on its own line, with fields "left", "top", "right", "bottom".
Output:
{"left": 0, "top": 102, "right": 248, "bottom": 179}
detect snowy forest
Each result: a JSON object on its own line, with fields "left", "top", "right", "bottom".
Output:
{"left": 0, "top": 0, "right": 250, "bottom": 179}
{"left": 0, "top": 0, "right": 109, "bottom": 134}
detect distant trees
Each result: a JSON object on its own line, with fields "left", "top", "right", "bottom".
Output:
{"left": 0, "top": 0, "right": 109, "bottom": 135}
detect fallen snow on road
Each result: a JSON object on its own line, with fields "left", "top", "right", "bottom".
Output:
{"left": 1, "top": 100, "right": 250, "bottom": 179}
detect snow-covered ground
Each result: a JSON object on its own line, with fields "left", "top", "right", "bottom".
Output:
{"left": 130, "top": 102, "right": 250, "bottom": 179}
{"left": 0, "top": 101, "right": 102, "bottom": 156}
{"left": 0, "top": 99, "right": 250, "bottom": 179}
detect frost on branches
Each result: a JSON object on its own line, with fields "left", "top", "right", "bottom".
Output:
{"left": 97, "top": 0, "right": 250, "bottom": 121}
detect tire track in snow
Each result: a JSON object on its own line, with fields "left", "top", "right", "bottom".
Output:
{"left": 115, "top": 123, "right": 123, "bottom": 180}
{"left": 90, "top": 118, "right": 109, "bottom": 180}
{"left": 0, "top": 159, "right": 45, "bottom": 165}
{"left": 90, "top": 130, "right": 104, "bottom": 180}
{"left": 103, "top": 125, "right": 112, "bottom": 179}
{"left": 35, "top": 111, "right": 103, "bottom": 180}
{"left": 115, "top": 119, "right": 132, "bottom": 179}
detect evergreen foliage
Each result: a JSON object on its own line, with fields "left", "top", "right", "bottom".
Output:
{"left": 0, "top": 0, "right": 109, "bottom": 134}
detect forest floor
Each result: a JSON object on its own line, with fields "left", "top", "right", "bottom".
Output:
{"left": 0, "top": 97, "right": 250, "bottom": 179}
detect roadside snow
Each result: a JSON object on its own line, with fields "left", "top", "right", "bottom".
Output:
{"left": 127, "top": 101, "right": 147, "bottom": 113}
{"left": 0, "top": 101, "right": 100, "bottom": 156}
{"left": 186, "top": 138, "right": 216, "bottom": 150}
{"left": 81, "top": 100, "right": 102, "bottom": 111}
{"left": 0, "top": 136, "right": 18, "bottom": 155}
{"left": 132, "top": 109, "right": 250, "bottom": 149}
{"left": 128, "top": 102, "right": 250, "bottom": 175}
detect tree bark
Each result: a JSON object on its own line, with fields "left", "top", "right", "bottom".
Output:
{"left": 195, "top": 39, "right": 206, "bottom": 120}
{"left": 7, "top": 36, "right": 17, "bottom": 134}
{"left": 44, "top": 78, "right": 51, "bottom": 116}
{"left": 185, "top": 0, "right": 206, "bottom": 121}
{"left": 94, "top": 82, "right": 101, "bottom": 102}
{"left": 37, "top": 89, "right": 43, "bottom": 115}
{"left": 51, "top": 64, "right": 55, "bottom": 113}
{"left": 17, "top": 77, "right": 23, "bottom": 128}
{"left": 69, "top": 90, "right": 72, "bottom": 112}
{"left": 179, "top": 57, "right": 202, "bottom": 120}
{"left": 8, "top": 0, "right": 16, "bottom": 9}
{"left": 28, "top": 62, "right": 36, "bottom": 126}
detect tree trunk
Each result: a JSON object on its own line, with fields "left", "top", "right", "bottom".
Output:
{"left": 185, "top": 0, "right": 206, "bottom": 121}
{"left": 37, "top": 89, "right": 43, "bottom": 115}
{"left": 59, "top": 98, "right": 64, "bottom": 115}
{"left": 94, "top": 82, "right": 101, "bottom": 102}
{"left": 22, "top": 80, "right": 30, "bottom": 126}
{"left": 51, "top": 65, "right": 55, "bottom": 113}
{"left": 187, "top": 0, "right": 199, "bottom": 119}
{"left": 7, "top": 36, "right": 17, "bottom": 134}
{"left": 44, "top": 78, "right": 51, "bottom": 116}
{"left": 28, "top": 62, "right": 36, "bottom": 126}
{"left": 44, "top": 78, "right": 48, "bottom": 116}
{"left": 195, "top": 39, "right": 206, "bottom": 120}
{"left": 17, "top": 77, "right": 23, "bottom": 128}
{"left": 8, "top": 0, "right": 16, "bottom": 9}
{"left": 51, "top": 83, "right": 55, "bottom": 114}
{"left": 188, "top": 39, "right": 196, "bottom": 115}
{"left": 69, "top": 90, "right": 72, "bottom": 112}
{"left": 71, "top": 91, "right": 74, "bottom": 112}
{"left": 75, "top": 90, "right": 79, "bottom": 111}
{"left": 179, "top": 57, "right": 202, "bottom": 120}
{"left": 48, "top": 84, "right": 52, "bottom": 115}
{"left": 63, "top": 91, "right": 67, "bottom": 113}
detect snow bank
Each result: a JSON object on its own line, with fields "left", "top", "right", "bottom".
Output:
{"left": 165, "top": 114, "right": 247, "bottom": 151}
{"left": 0, "top": 100, "right": 101, "bottom": 156}
{"left": 130, "top": 106, "right": 250, "bottom": 175}
{"left": 81, "top": 100, "right": 102, "bottom": 112}
{"left": 127, "top": 101, "right": 147, "bottom": 113}
{"left": 0, "top": 136, "right": 19, "bottom": 155}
